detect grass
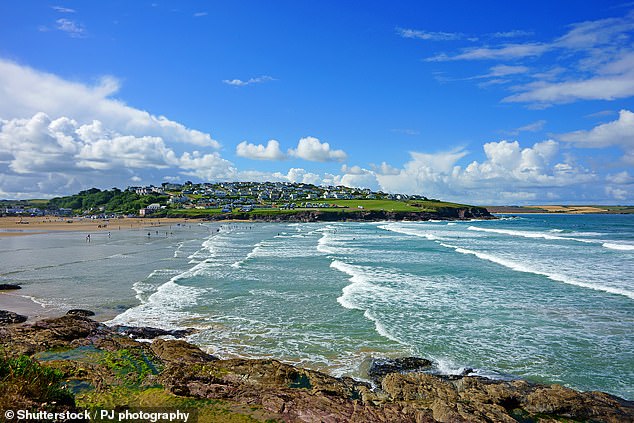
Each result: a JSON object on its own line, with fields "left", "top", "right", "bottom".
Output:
{"left": 0, "top": 353, "right": 74, "bottom": 409}
{"left": 157, "top": 198, "right": 480, "bottom": 218}
{"left": 77, "top": 387, "right": 279, "bottom": 423}
{"left": 99, "top": 349, "right": 161, "bottom": 386}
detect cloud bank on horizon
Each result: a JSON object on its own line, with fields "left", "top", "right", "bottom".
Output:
{"left": 0, "top": 1, "right": 633, "bottom": 204}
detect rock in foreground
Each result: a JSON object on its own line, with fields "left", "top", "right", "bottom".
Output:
{"left": 0, "top": 315, "right": 632, "bottom": 422}
{"left": 0, "top": 283, "right": 21, "bottom": 290}
{"left": 0, "top": 309, "right": 27, "bottom": 325}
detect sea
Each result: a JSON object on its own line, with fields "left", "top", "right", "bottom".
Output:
{"left": 1, "top": 214, "right": 632, "bottom": 400}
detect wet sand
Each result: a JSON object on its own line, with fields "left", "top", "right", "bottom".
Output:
{"left": 0, "top": 216, "right": 197, "bottom": 237}
{"left": 0, "top": 291, "right": 57, "bottom": 322}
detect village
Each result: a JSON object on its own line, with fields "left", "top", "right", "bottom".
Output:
{"left": 1, "top": 181, "right": 429, "bottom": 217}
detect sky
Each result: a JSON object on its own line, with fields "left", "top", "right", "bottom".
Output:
{"left": 0, "top": 1, "right": 633, "bottom": 205}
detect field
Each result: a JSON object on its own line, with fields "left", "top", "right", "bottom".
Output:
{"left": 161, "top": 199, "right": 474, "bottom": 218}
{"left": 486, "top": 205, "right": 634, "bottom": 214}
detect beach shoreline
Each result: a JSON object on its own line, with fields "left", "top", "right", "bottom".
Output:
{"left": 0, "top": 216, "right": 204, "bottom": 237}
{"left": 1, "top": 216, "right": 632, "bottom": 403}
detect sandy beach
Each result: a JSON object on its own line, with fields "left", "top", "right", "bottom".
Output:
{"left": 0, "top": 216, "right": 198, "bottom": 237}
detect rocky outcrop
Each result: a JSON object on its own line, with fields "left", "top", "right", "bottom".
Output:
{"left": 366, "top": 356, "right": 433, "bottom": 383}
{"left": 167, "top": 206, "right": 494, "bottom": 222}
{"left": 66, "top": 309, "right": 95, "bottom": 317}
{"left": 112, "top": 325, "right": 196, "bottom": 339}
{"left": 0, "top": 315, "right": 632, "bottom": 422}
{"left": 151, "top": 338, "right": 218, "bottom": 363}
{"left": 0, "top": 310, "right": 27, "bottom": 325}
{"left": 0, "top": 283, "right": 21, "bottom": 290}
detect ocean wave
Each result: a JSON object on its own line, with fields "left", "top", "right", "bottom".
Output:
{"left": 602, "top": 242, "right": 634, "bottom": 251}
{"left": 378, "top": 223, "right": 442, "bottom": 241}
{"left": 231, "top": 241, "right": 264, "bottom": 268}
{"left": 107, "top": 278, "right": 208, "bottom": 329}
{"left": 468, "top": 226, "right": 596, "bottom": 244}
{"left": 364, "top": 310, "right": 402, "bottom": 344}
{"left": 330, "top": 260, "right": 407, "bottom": 344}
{"left": 438, "top": 243, "right": 634, "bottom": 300}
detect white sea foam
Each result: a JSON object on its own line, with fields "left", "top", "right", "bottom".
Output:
{"left": 107, "top": 278, "right": 207, "bottom": 329}
{"left": 231, "top": 241, "right": 263, "bottom": 268}
{"left": 469, "top": 225, "right": 633, "bottom": 252}
{"left": 602, "top": 242, "right": 634, "bottom": 251}
{"left": 378, "top": 223, "right": 442, "bottom": 241}
{"left": 467, "top": 225, "right": 596, "bottom": 244}
{"left": 330, "top": 260, "right": 407, "bottom": 344}
{"left": 438, "top": 242, "right": 634, "bottom": 300}
{"left": 364, "top": 310, "right": 403, "bottom": 344}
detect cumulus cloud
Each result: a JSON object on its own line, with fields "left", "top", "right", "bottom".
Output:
{"left": 0, "top": 59, "right": 219, "bottom": 148}
{"left": 339, "top": 168, "right": 380, "bottom": 191}
{"left": 0, "top": 113, "right": 234, "bottom": 198}
{"left": 288, "top": 136, "right": 348, "bottom": 162}
{"left": 271, "top": 168, "right": 323, "bottom": 185}
{"left": 374, "top": 140, "right": 597, "bottom": 204}
{"left": 236, "top": 140, "right": 286, "bottom": 160}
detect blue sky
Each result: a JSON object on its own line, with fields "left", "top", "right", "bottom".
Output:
{"left": 1, "top": 1, "right": 633, "bottom": 204}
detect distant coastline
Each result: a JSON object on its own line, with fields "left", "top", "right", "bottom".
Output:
{"left": 486, "top": 205, "right": 634, "bottom": 214}
{"left": 0, "top": 206, "right": 493, "bottom": 238}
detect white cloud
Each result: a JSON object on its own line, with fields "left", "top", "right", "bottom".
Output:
{"left": 559, "top": 109, "right": 634, "bottom": 153}
{"left": 427, "top": 43, "right": 549, "bottom": 62}
{"left": 288, "top": 136, "right": 348, "bottom": 162}
{"left": 273, "top": 168, "right": 323, "bottom": 185}
{"left": 374, "top": 140, "right": 598, "bottom": 204}
{"left": 422, "top": 10, "right": 634, "bottom": 106}
{"left": 373, "top": 162, "right": 401, "bottom": 175}
{"left": 605, "top": 186, "right": 628, "bottom": 200}
{"left": 491, "top": 30, "right": 534, "bottom": 38}
{"left": 236, "top": 140, "right": 286, "bottom": 160}
{"left": 339, "top": 169, "right": 380, "bottom": 191}
{"left": 0, "top": 112, "right": 235, "bottom": 198}
{"left": 554, "top": 13, "right": 634, "bottom": 49}
{"left": 52, "top": 6, "right": 76, "bottom": 13}
{"left": 606, "top": 171, "right": 633, "bottom": 184}
{"left": 516, "top": 120, "right": 546, "bottom": 132}
{"left": 178, "top": 151, "right": 236, "bottom": 181}
{"left": 502, "top": 68, "right": 634, "bottom": 104}
{"left": 193, "top": 12, "right": 208, "bottom": 17}
{"left": 222, "top": 76, "right": 275, "bottom": 86}
{"left": 0, "top": 59, "right": 219, "bottom": 148}
{"left": 488, "top": 65, "right": 530, "bottom": 77}
{"left": 397, "top": 28, "right": 465, "bottom": 41}
{"left": 56, "top": 18, "right": 86, "bottom": 38}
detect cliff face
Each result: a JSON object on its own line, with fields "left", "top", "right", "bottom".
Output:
{"left": 202, "top": 206, "right": 493, "bottom": 222}
{"left": 1, "top": 315, "right": 632, "bottom": 423}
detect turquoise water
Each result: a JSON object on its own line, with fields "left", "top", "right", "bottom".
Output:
{"left": 2, "top": 215, "right": 632, "bottom": 399}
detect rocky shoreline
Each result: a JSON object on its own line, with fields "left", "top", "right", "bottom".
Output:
{"left": 1, "top": 313, "right": 632, "bottom": 422}
{"left": 168, "top": 206, "right": 495, "bottom": 222}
